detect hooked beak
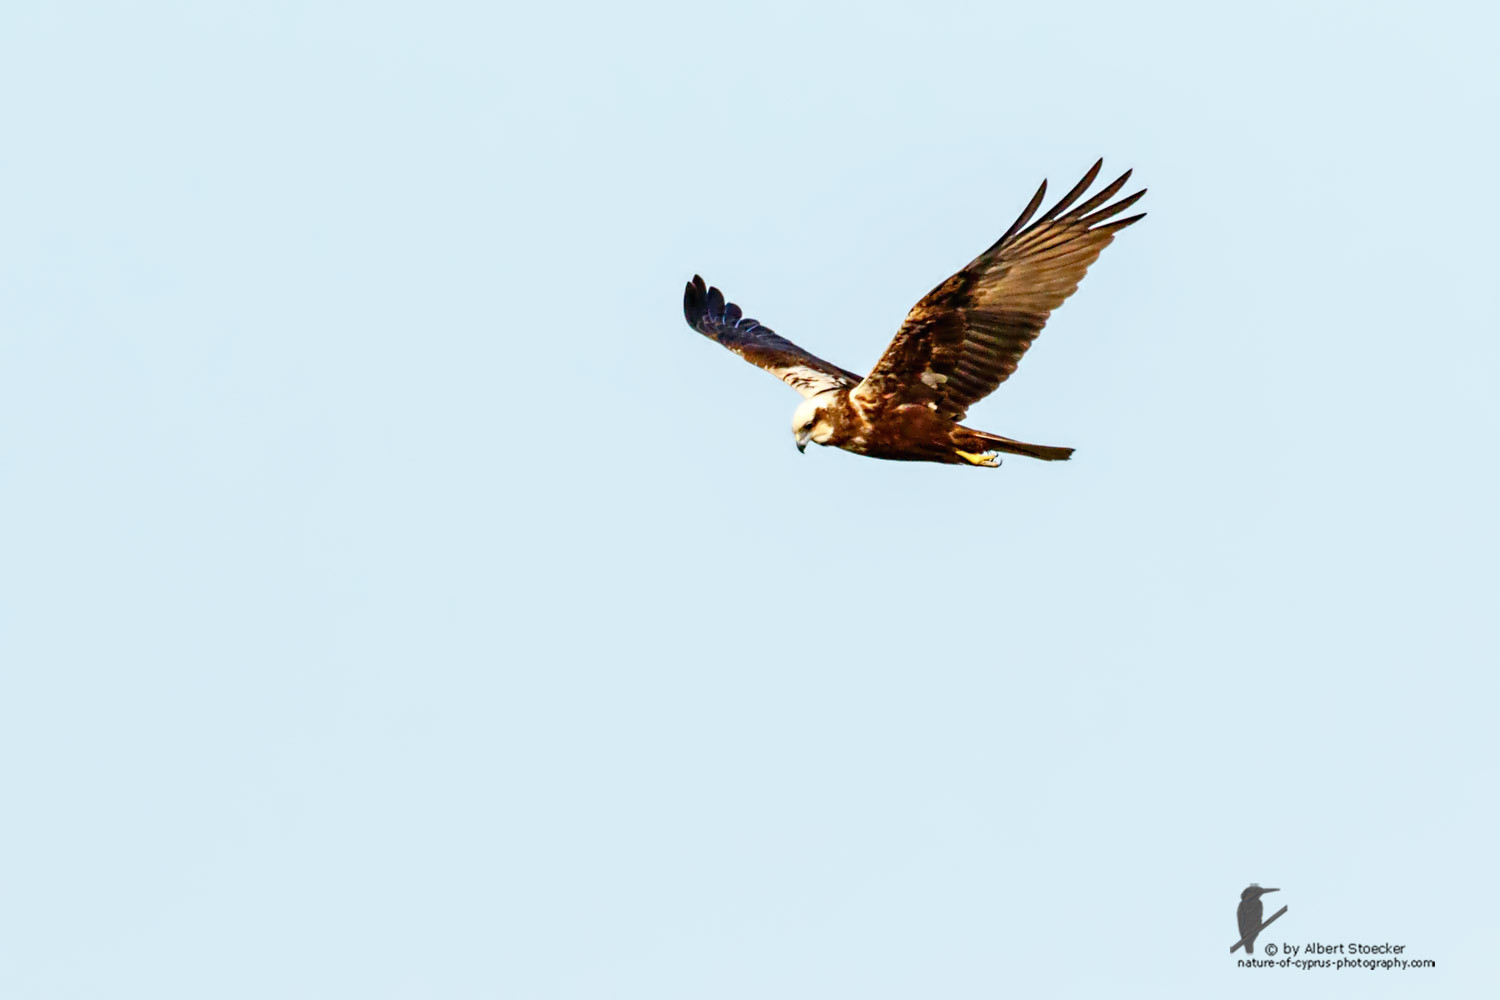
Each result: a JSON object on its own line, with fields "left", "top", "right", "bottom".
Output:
{"left": 795, "top": 429, "right": 810, "bottom": 453}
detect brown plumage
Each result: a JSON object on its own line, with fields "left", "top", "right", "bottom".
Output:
{"left": 683, "top": 160, "right": 1145, "bottom": 466}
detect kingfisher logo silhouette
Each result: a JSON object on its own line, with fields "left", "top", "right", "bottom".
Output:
{"left": 1231, "top": 884, "right": 1288, "bottom": 954}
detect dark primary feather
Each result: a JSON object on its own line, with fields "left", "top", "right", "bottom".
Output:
{"left": 851, "top": 159, "right": 1146, "bottom": 420}
{"left": 683, "top": 275, "right": 862, "bottom": 398}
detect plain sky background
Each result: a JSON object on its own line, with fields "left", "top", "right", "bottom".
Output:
{"left": 2, "top": 1, "right": 1496, "bottom": 996}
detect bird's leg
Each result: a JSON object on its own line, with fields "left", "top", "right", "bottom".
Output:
{"left": 954, "top": 449, "right": 1002, "bottom": 467}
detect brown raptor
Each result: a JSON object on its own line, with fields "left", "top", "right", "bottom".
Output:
{"left": 683, "top": 160, "right": 1146, "bottom": 466}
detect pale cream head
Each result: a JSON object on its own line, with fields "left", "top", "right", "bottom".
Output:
{"left": 791, "top": 393, "right": 838, "bottom": 452}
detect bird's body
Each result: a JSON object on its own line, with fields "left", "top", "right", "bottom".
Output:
{"left": 1237, "top": 896, "right": 1263, "bottom": 954}
{"left": 683, "top": 160, "right": 1146, "bottom": 466}
{"left": 787, "top": 390, "right": 1072, "bottom": 466}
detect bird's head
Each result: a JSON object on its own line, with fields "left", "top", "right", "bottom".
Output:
{"left": 1241, "top": 885, "right": 1279, "bottom": 901}
{"left": 791, "top": 393, "right": 838, "bottom": 453}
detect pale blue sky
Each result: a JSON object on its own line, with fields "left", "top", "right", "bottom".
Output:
{"left": 2, "top": 1, "right": 1496, "bottom": 997}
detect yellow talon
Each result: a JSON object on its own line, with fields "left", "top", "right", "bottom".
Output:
{"left": 955, "top": 449, "right": 1002, "bottom": 467}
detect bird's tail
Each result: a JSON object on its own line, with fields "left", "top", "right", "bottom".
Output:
{"left": 1245, "top": 941, "right": 1255, "bottom": 955}
{"left": 957, "top": 428, "right": 1075, "bottom": 462}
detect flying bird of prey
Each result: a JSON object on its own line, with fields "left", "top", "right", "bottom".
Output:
{"left": 683, "top": 160, "right": 1145, "bottom": 466}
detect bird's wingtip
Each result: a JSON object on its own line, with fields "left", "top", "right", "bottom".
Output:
{"left": 683, "top": 275, "right": 706, "bottom": 324}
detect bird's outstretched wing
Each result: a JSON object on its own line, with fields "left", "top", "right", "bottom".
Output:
{"left": 851, "top": 160, "right": 1145, "bottom": 420}
{"left": 684, "top": 275, "right": 863, "bottom": 398}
